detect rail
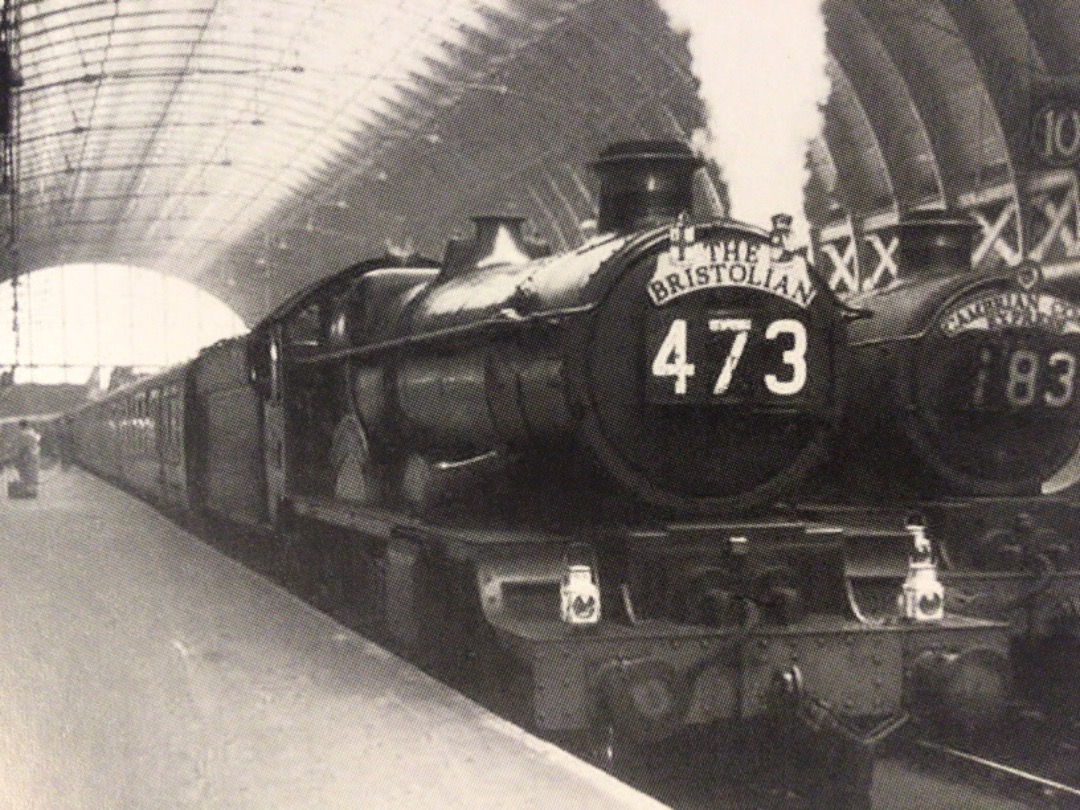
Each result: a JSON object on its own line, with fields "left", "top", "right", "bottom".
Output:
{"left": 915, "top": 737, "right": 1080, "bottom": 800}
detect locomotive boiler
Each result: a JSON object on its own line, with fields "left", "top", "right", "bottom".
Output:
{"left": 319, "top": 141, "right": 844, "bottom": 520}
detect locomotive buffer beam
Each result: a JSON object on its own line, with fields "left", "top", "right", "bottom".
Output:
{"left": 460, "top": 522, "right": 1010, "bottom": 743}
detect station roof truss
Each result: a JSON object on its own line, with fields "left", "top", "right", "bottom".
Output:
{"left": 4, "top": 0, "right": 1080, "bottom": 323}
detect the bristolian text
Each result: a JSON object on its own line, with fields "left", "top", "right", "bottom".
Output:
{"left": 648, "top": 238, "right": 817, "bottom": 309}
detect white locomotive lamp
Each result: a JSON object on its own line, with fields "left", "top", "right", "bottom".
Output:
{"left": 899, "top": 520, "right": 945, "bottom": 622}
{"left": 560, "top": 544, "right": 601, "bottom": 627}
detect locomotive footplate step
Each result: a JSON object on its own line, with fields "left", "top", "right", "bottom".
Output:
{"left": 0, "top": 468, "right": 666, "bottom": 809}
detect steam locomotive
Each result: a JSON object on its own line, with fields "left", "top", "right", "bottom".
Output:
{"left": 804, "top": 210, "right": 1080, "bottom": 715}
{"left": 68, "top": 141, "right": 1013, "bottom": 807}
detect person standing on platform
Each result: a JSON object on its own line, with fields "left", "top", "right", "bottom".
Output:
{"left": 6, "top": 420, "right": 41, "bottom": 498}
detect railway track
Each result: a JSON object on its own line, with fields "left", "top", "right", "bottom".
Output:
{"left": 914, "top": 738, "right": 1080, "bottom": 804}
{"left": 585, "top": 718, "right": 1080, "bottom": 810}
{"left": 876, "top": 718, "right": 1080, "bottom": 810}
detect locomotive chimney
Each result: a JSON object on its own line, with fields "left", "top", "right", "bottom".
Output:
{"left": 897, "top": 208, "right": 979, "bottom": 277}
{"left": 591, "top": 140, "right": 703, "bottom": 235}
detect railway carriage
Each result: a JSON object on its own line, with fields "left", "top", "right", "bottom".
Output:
{"left": 69, "top": 397, "right": 119, "bottom": 481}
{"left": 188, "top": 335, "right": 266, "bottom": 527}
{"left": 69, "top": 365, "right": 188, "bottom": 508}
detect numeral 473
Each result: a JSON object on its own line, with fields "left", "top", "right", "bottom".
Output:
{"left": 651, "top": 317, "right": 808, "bottom": 396}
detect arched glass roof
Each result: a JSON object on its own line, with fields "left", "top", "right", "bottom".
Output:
{"left": 17, "top": 1, "right": 556, "bottom": 282}
{"left": 6, "top": 0, "right": 1080, "bottom": 322}
{"left": 10, "top": 0, "right": 707, "bottom": 323}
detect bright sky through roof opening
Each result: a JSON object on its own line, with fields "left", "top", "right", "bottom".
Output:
{"left": 0, "top": 265, "right": 247, "bottom": 384}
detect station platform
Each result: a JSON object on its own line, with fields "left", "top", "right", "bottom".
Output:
{"left": 0, "top": 466, "right": 666, "bottom": 809}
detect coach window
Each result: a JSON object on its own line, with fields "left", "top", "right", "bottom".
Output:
{"left": 171, "top": 393, "right": 182, "bottom": 457}
{"left": 163, "top": 391, "right": 179, "bottom": 461}
{"left": 160, "top": 397, "right": 169, "bottom": 459}
{"left": 137, "top": 395, "right": 146, "bottom": 454}
{"left": 141, "top": 395, "right": 150, "bottom": 454}
{"left": 269, "top": 334, "right": 282, "bottom": 402}
{"left": 247, "top": 329, "right": 282, "bottom": 402}
{"left": 171, "top": 397, "right": 178, "bottom": 458}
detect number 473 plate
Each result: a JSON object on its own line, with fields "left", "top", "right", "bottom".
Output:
{"left": 645, "top": 310, "right": 812, "bottom": 405}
